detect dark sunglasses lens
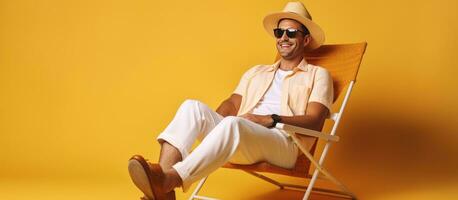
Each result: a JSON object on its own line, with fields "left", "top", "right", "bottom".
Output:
{"left": 273, "top": 28, "right": 284, "bottom": 38}
{"left": 286, "top": 29, "right": 297, "bottom": 38}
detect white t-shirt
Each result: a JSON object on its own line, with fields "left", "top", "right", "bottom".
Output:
{"left": 251, "top": 69, "right": 293, "bottom": 115}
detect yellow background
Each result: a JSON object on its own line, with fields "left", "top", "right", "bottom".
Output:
{"left": 1, "top": 0, "right": 458, "bottom": 199}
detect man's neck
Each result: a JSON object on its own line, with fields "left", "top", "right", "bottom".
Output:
{"left": 279, "top": 56, "right": 303, "bottom": 71}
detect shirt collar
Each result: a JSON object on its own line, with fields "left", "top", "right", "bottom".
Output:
{"left": 268, "top": 58, "right": 309, "bottom": 72}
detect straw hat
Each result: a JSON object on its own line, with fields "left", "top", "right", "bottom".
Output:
{"left": 263, "top": 1, "right": 325, "bottom": 50}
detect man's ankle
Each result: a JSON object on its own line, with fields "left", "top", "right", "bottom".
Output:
{"left": 159, "top": 163, "right": 172, "bottom": 171}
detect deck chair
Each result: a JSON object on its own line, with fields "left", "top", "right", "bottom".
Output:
{"left": 189, "top": 42, "right": 368, "bottom": 200}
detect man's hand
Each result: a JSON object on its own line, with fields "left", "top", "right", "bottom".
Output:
{"left": 239, "top": 113, "right": 274, "bottom": 128}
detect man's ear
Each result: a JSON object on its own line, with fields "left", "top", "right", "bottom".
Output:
{"left": 303, "top": 35, "right": 311, "bottom": 47}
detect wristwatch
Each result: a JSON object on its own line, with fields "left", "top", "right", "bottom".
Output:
{"left": 270, "top": 114, "right": 282, "bottom": 128}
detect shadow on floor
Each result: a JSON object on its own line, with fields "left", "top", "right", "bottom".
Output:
{"left": 247, "top": 188, "right": 351, "bottom": 200}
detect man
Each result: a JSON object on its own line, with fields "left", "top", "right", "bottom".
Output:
{"left": 128, "top": 2, "right": 333, "bottom": 200}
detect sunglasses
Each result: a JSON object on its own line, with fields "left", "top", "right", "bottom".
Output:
{"left": 273, "top": 28, "right": 305, "bottom": 39}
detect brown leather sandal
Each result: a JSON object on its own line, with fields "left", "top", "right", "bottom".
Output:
{"left": 128, "top": 155, "right": 176, "bottom": 200}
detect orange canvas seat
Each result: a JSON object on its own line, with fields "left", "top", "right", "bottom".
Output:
{"left": 223, "top": 153, "right": 312, "bottom": 178}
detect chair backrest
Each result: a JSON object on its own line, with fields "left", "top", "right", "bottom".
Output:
{"left": 275, "top": 43, "right": 367, "bottom": 153}
{"left": 276, "top": 42, "right": 367, "bottom": 103}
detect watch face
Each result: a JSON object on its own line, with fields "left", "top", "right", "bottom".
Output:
{"left": 270, "top": 114, "right": 281, "bottom": 128}
{"left": 272, "top": 114, "right": 281, "bottom": 122}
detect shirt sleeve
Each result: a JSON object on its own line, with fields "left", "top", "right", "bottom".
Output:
{"left": 233, "top": 66, "right": 257, "bottom": 96}
{"left": 308, "top": 67, "right": 334, "bottom": 112}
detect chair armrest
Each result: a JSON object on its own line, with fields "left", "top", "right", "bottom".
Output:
{"left": 275, "top": 123, "right": 340, "bottom": 142}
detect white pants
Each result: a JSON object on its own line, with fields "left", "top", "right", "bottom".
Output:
{"left": 156, "top": 99, "right": 298, "bottom": 192}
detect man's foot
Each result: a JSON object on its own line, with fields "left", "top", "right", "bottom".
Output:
{"left": 128, "top": 155, "right": 176, "bottom": 200}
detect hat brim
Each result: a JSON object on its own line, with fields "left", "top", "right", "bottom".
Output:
{"left": 263, "top": 12, "right": 325, "bottom": 51}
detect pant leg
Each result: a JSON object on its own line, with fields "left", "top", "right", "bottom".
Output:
{"left": 156, "top": 99, "right": 224, "bottom": 159}
{"left": 172, "top": 116, "right": 298, "bottom": 192}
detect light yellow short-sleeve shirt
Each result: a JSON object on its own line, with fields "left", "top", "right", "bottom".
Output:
{"left": 234, "top": 58, "right": 334, "bottom": 117}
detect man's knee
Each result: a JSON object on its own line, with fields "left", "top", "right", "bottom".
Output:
{"left": 181, "top": 99, "right": 200, "bottom": 107}
{"left": 179, "top": 99, "right": 215, "bottom": 116}
{"left": 179, "top": 99, "right": 201, "bottom": 112}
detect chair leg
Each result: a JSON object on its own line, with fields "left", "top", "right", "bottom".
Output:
{"left": 290, "top": 135, "right": 357, "bottom": 200}
{"left": 308, "top": 168, "right": 356, "bottom": 199}
{"left": 303, "top": 168, "right": 320, "bottom": 200}
{"left": 189, "top": 176, "right": 209, "bottom": 200}
{"left": 188, "top": 176, "right": 221, "bottom": 200}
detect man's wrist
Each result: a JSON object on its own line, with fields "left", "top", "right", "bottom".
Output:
{"left": 270, "top": 114, "right": 282, "bottom": 128}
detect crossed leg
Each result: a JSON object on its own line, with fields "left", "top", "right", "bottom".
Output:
{"left": 129, "top": 99, "right": 298, "bottom": 198}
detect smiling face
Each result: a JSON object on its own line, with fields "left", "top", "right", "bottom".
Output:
{"left": 276, "top": 19, "right": 311, "bottom": 60}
